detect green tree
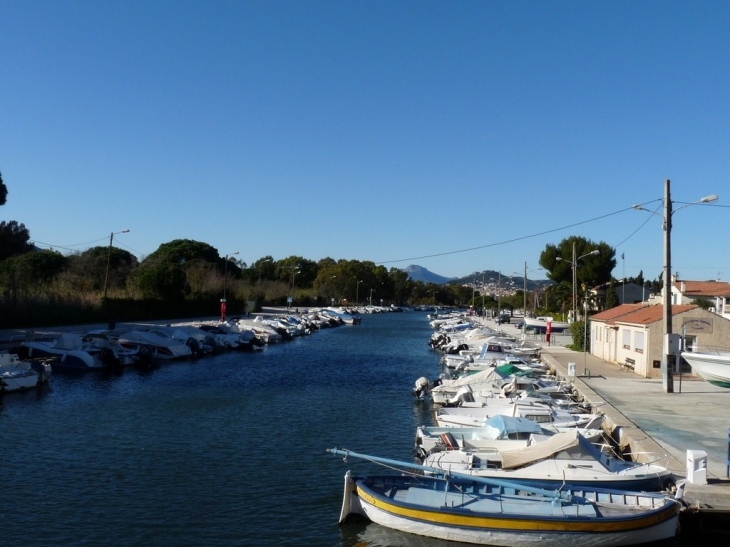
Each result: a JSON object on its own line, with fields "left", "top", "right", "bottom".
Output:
{"left": 693, "top": 297, "right": 713, "bottom": 310}
{"left": 540, "top": 236, "right": 616, "bottom": 287}
{"left": 0, "top": 220, "right": 32, "bottom": 261}
{"left": 605, "top": 279, "right": 619, "bottom": 309}
{"left": 136, "top": 263, "right": 188, "bottom": 299}
{"left": 0, "top": 249, "right": 66, "bottom": 296}
{"left": 0, "top": 171, "right": 7, "bottom": 206}
{"left": 569, "top": 320, "right": 590, "bottom": 352}
{"left": 144, "top": 239, "right": 220, "bottom": 266}
{"left": 539, "top": 236, "right": 616, "bottom": 314}
{"left": 72, "top": 246, "right": 138, "bottom": 292}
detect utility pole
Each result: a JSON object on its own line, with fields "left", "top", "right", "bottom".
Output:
{"left": 663, "top": 179, "right": 674, "bottom": 393}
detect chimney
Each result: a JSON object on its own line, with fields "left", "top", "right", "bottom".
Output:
{"left": 681, "top": 281, "right": 686, "bottom": 293}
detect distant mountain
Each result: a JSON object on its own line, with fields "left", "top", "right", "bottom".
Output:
{"left": 403, "top": 265, "right": 454, "bottom": 284}
{"left": 403, "top": 265, "right": 552, "bottom": 291}
{"left": 451, "top": 270, "right": 553, "bottom": 292}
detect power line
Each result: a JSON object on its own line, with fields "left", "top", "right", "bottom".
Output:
{"left": 377, "top": 204, "right": 640, "bottom": 265}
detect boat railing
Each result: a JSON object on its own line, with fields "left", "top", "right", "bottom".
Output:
{"left": 685, "top": 344, "right": 730, "bottom": 356}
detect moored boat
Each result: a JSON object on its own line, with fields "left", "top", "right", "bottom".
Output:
{"left": 1, "top": 352, "right": 52, "bottom": 392}
{"left": 421, "top": 429, "right": 672, "bottom": 491}
{"left": 523, "top": 316, "right": 569, "bottom": 333}
{"left": 680, "top": 346, "right": 730, "bottom": 388}
{"left": 328, "top": 448, "right": 681, "bottom": 547}
{"left": 22, "top": 333, "right": 106, "bottom": 369}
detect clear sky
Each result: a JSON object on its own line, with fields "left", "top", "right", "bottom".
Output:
{"left": 1, "top": 1, "right": 728, "bottom": 282}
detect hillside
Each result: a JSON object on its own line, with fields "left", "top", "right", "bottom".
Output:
{"left": 404, "top": 265, "right": 552, "bottom": 292}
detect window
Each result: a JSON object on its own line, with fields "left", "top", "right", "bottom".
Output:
{"left": 622, "top": 329, "right": 631, "bottom": 349}
{"left": 635, "top": 331, "right": 644, "bottom": 354}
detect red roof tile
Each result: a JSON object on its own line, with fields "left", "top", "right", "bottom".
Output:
{"left": 591, "top": 304, "right": 697, "bottom": 326}
{"left": 590, "top": 304, "right": 643, "bottom": 322}
{"left": 674, "top": 280, "right": 730, "bottom": 297}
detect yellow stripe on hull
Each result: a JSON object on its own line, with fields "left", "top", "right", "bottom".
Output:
{"left": 356, "top": 485, "right": 679, "bottom": 534}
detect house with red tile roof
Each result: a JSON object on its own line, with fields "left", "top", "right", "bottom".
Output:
{"left": 589, "top": 303, "right": 730, "bottom": 378}
{"left": 671, "top": 279, "right": 730, "bottom": 320}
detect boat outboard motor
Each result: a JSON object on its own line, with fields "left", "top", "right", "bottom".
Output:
{"left": 186, "top": 337, "right": 204, "bottom": 356}
{"left": 447, "top": 385, "right": 476, "bottom": 406}
{"left": 413, "top": 376, "right": 430, "bottom": 398}
{"left": 99, "top": 347, "right": 121, "bottom": 367}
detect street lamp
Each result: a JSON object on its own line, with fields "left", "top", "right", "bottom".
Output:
{"left": 369, "top": 288, "right": 374, "bottom": 306}
{"left": 481, "top": 270, "right": 487, "bottom": 318}
{"left": 103, "top": 229, "right": 130, "bottom": 324}
{"left": 522, "top": 265, "right": 544, "bottom": 317}
{"left": 556, "top": 245, "right": 599, "bottom": 322}
{"left": 356, "top": 279, "right": 363, "bottom": 305}
{"left": 221, "top": 251, "right": 238, "bottom": 321}
{"left": 633, "top": 179, "right": 718, "bottom": 393}
{"left": 289, "top": 267, "right": 300, "bottom": 309}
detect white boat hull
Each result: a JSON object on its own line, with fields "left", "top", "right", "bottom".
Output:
{"left": 340, "top": 471, "right": 679, "bottom": 547}
{"left": 681, "top": 350, "right": 730, "bottom": 388}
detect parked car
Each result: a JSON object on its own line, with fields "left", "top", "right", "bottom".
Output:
{"left": 497, "top": 314, "right": 511, "bottom": 324}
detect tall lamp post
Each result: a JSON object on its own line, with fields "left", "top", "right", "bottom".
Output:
{"left": 356, "top": 279, "right": 363, "bottom": 305}
{"left": 103, "top": 229, "right": 130, "bottom": 325}
{"left": 221, "top": 251, "right": 239, "bottom": 321}
{"left": 481, "top": 273, "right": 486, "bottom": 318}
{"left": 289, "top": 267, "right": 300, "bottom": 309}
{"left": 369, "top": 288, "right": 374, "bottom": 306}
{"left": 633, "top": 180, "right": 717, "bottom": 393}
{"left": 556, "top": 245, "right": 599, "bottom": 322}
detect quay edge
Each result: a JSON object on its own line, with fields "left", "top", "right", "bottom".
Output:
{"left": 540, "top": 345, "right": 730, "bottom": 533}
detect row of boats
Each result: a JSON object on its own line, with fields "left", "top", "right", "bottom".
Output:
{"left": 328, "top": 311, "right": 685, "bottom": 546}
{"left": 1, "top": 307, "right": 365, "bottom": 394}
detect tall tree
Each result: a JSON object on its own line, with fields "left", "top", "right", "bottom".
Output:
{"left": 539, "top": 236, "right": 616, "bottom": 287}
{"left": 0, "top": 220, "right": 31, "bottom": 261}
{"left": 143, "top": 239, "right": 220, "bottom": 266}
{"left": 0, "top": 171, "right": 7, "bottom": 206}
{"left": 605, "top": 279, "right": 619, "bottom": 309}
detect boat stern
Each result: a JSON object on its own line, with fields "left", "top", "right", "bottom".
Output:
{"left": 339, "top": 470, "right": 364, "bottom": 524}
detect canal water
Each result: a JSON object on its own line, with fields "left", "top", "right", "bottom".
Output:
{"left": 1, "top": 312, "right": 442, "bottom": 547}
{"left": 0, "top": 312, "right": 711, "bottom": 546}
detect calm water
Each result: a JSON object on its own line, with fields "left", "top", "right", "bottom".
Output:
{"left": 1, "top": 312, "right": 443, "bottom": 547}
{"left": 0, "top": 313, "right": 710, "bottom": 547}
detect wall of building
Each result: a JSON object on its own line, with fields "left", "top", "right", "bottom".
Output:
{"left": 591, "top": 308, "right": 730, "bottom": 379}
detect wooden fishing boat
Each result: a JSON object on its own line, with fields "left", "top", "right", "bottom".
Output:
{"left": 328, "top": 448, "right": 680, "bottom": 547}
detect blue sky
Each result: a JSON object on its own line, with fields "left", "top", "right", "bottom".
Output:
{"left": 1, "top": 1, "right": 728, "bottom": 281}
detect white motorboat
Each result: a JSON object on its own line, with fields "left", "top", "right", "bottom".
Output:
{"left": 415, "top": 418, "right": 604, "bottom": 459}
{"left": 435, "top": 400, "right": 604, "bottom": 430}
{"left": 1, "top": 352, "right": 52, "bottom": 392}
{"left": 117, "top": 329, "right": 193, "bottom": 360}
{"left": 199, "top": 322, "right": 264, "bottom": 349}
{"left": 234, "top": 317, "right": 283, "bottom": 344}
{"left": 23, "top": 333, "right": 106, "bottom": 369}
{"left": 82, "top": 330, "right": 145, "bottom": 365}
{"left": 681, "top": 346, "right": 730, "bottom": 388}
{"left": 523, "top": 316, "right": 569, "bottom": 333}
{"left": 415, "top": 415, "right": 546, "bottom": 458}
{"left": 422, "top": 430, "right": 672, "bottom": 491}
